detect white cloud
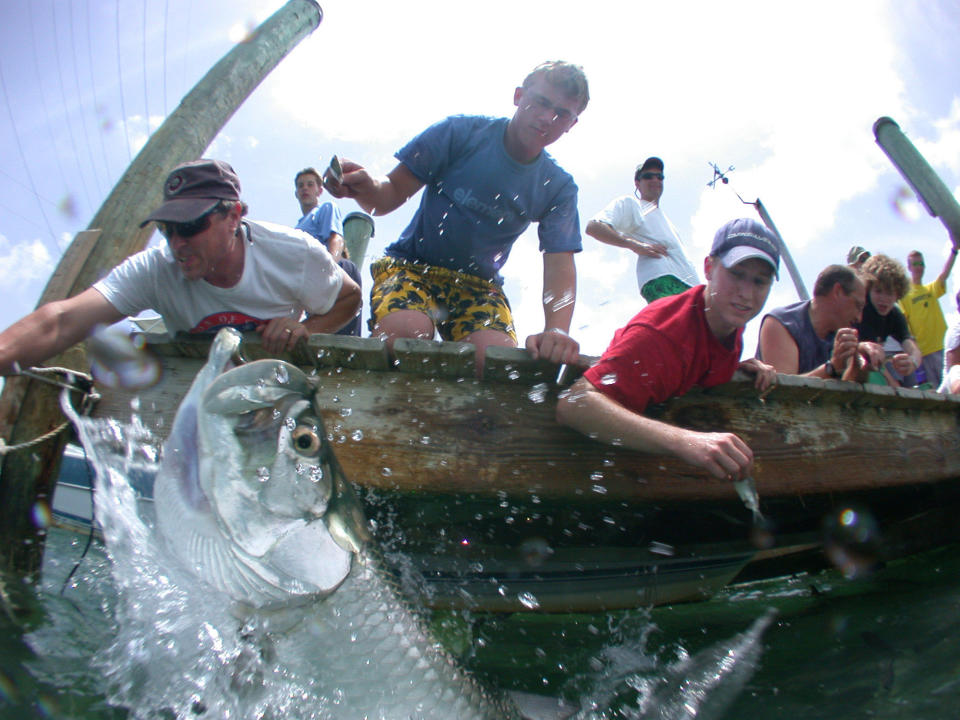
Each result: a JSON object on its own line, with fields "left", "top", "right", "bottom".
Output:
{"left": 0, "top": 235, "right": 54, "bottom": 284}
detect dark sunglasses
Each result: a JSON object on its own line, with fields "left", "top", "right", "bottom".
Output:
{"left": 158, "top": 208, "right": 217, "bottom": 239}
{"left": 638, "top": 172, "right": 664, "bottom": 181}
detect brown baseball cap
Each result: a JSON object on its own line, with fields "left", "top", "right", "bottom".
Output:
{"left": 140, "top": 159, "right": 241, "bottom": 227}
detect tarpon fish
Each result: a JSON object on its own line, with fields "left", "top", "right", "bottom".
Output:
{"left": 152, "top": 328, "right": 531, "bottom": 719}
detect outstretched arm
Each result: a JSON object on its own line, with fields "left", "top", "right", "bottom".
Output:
{"left": 0, "top": 288, "right": 125, "bottom": 375}
{"left": 556, "top": 377, "right": 755, "bottom": 481}
{"left": 935, "top": 233, "right": 959, "bottom": 286}
{"left": 324, "top": 160, "right": 424, "bottom": 217}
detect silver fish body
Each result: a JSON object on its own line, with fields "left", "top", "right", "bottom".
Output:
{"left": 153, "top": 328, "right": 521, "bottom": 719}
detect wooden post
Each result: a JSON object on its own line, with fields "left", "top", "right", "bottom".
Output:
{"left": 0, "top": 0, "right": 323, "bottom": 575}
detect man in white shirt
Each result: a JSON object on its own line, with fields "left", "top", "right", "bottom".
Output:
{"left": 0, "top": 159, "right": 361, "bottom": 375}
{"left": 586, "top": 156, "right": 699, "bottom": 303}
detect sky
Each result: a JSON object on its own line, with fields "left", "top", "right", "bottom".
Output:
{"left": 2, "top": 0, "right": 960, "bottom": 373}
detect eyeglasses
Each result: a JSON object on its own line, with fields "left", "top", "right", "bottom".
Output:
{"left": 158, "top": 208, "right": 217, "bottom": 239}
{"left": 523, "top": 92, "right": 576, "bottom": 124}
{"left": 638, "top": 172, "right": 664, "bottom": 181}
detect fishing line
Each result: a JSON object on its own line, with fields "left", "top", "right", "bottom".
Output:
{"left": 115, "top": 0, "right": 133, "bottom": 162}
{"left": 58, "top": 444, "right": 97, "bottom": 599}
{"left": 51, "top": 1, "right": 97, "bottom": 212}
{"left": 85, "top": 0, "right": 115, "bottom": 182}
{"left": 27, "top": 2, "right": 75, "bottom": 216}
{"left": 162, "top": 0, "right": 170, "bottom": 115}
{"left": 141, "top": 0, "right": 151, "bottom": 135}
{"left": 0, "top": 58, "right": 61, "bottom": 256}
{"left": 68, "top": 0, "right": 106, "bottom": 196}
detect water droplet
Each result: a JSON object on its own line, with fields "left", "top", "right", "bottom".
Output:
{"left": 351, "top": 429, "right": 364, "bottom": 441}
{"left": 591, "top": 484, "right": 608, "bottom": 495}
{"left": 649, "top": 541, "right": 675, "bottom": 557}
{"left": 527, "top": 383, "right": 549, "bottom": 403}
{"left": 310, "top": 466, "right": 324, "bottom": 483}
{"left": 518, "top": 592, "right": 541, "bottom": 610}
{"left": 600, "top": 373, "right": 618, "bottom": 385}
{"left": 256, "top": 467, "right": 270, "bottom": 483}
{"left": 381, "top": 467, "right": 393, "bottom": 477}
{"left": 274, "top": 365, "right": 289, "bottom": 384}
{"left": 340, "top": 407, "right": 353, "bottom": 417}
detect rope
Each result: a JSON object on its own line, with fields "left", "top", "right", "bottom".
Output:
{"left": 0, "top": 422, "right": 71, "bottom": 456}
{"left": 0, "top": 366, "right": 98, "bottom": 456}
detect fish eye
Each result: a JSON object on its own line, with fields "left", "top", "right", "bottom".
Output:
{"left": 290, "top": 423, "right": 322, "bottom": 456}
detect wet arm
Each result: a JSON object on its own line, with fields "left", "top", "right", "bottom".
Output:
{"left": 0, "top": 288, "right": 125, "bottom": 375}
{"left": 525, "top": 252, "right": 579, "bottom": 364}
{"left": 556, "top": 377, "right": 754, "bottom": 480}
{"left": 328, "top": 160, "right": 424, "bottom": 217}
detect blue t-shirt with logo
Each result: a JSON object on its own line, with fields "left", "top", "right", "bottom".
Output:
{"left": 385, "top": 115, "right": 581, "bottom": 284}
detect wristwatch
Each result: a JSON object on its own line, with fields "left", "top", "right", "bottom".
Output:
{"left": 825, "top": 360, "right": 839, "bottom": 378}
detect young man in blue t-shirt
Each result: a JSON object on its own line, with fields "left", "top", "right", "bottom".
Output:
{"left": 295, "top": 167, "right": 363, "bottom": 336}
{"left": 324, "top": 61, "right": 589, "bottom": 372}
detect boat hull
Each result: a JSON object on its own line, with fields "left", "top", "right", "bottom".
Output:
{"left": 58, "top": 332, "right": 960, "bottom": 611}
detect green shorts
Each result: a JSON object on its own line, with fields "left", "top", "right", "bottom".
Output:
{"left": 369, "top": 257, "right": 517, "bottom": 343}
{"left": 640, "top": 274, "right": 693, "bottom": 303}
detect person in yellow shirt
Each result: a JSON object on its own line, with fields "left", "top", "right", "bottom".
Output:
{"left": 899, "top": 231, "right": 959, "bottom": 387}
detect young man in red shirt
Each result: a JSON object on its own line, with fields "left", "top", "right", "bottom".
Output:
{"left": 557, "top": 217, "right": 778, "bottom": 481}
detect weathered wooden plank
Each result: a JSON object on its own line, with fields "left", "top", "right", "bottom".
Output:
{"left": 392, "top": 338, "right": 476, "bottom": 378}
{"left": 483, "top": 345, "right": 561, "bottom": 385}
{"left": 311, "top": 335, "right": 389, "bottom": 371}
{"left": 85, "top": 332, "right": 960, "bottom": 509}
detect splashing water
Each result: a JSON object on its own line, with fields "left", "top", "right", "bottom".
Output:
{"left": 47, "top": 410, "right": 350, "bottom": 718}
{"left": 32, "top": 392, "right": 775, "bottom": 719}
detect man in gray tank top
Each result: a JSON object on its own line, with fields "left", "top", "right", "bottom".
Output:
{"left": 757, "top": 264, "right": 881, "bottom": 380}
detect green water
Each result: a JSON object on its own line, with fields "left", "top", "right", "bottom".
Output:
{"left": 3, "top": 529, "right": 960, "bottom": 719}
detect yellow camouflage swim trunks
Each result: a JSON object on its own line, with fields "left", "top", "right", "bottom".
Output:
{"left": 369, "top": 257, "right": 517, "bottom": 342}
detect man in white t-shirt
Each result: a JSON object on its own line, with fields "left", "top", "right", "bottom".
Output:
{"left": 586, "top": 157, "right": 699, "bottom": 303}
{"left": 0, "top": 159, "right": 361, "bottom": 375}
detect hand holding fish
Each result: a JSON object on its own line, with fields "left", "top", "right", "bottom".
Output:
{"left": 830, "top": 327, "right": 861, "bottom": 371}
{"left": 673, "top": 428, "right": 754, "bottom": 482}
{"left": 323, "top": 157, "right": 375, "bottom": 201}
{"left": 889, "top": 351, "right": 917, "bottom": 377}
